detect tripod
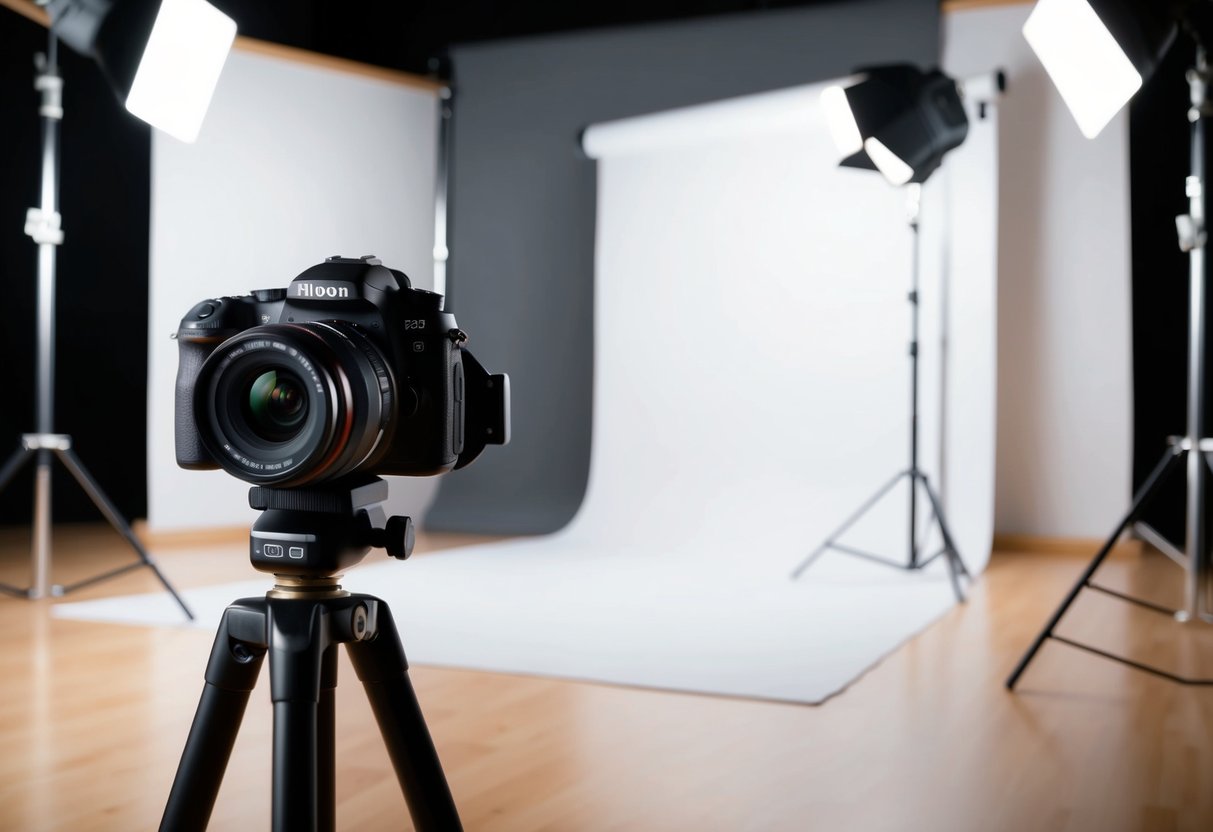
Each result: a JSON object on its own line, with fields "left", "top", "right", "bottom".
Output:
{"left": 160, "top": 476, "right": 461, "bottom": 831}
{"left": 0, "top": 31, "right": 191, "bottom": 619}
{"left": 790, "top": 184, "right": 970, "bottom": 602}
{"left": 1007, "top": 47, "right": 1213, "bottom": 690}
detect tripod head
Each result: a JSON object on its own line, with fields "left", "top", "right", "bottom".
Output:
{"left": 249, "top": 475, "right": 414, "bottom": 595}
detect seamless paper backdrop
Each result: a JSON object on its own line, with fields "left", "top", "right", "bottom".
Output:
{"left": 573, "top": 79, "right": 998, "bottom": 573}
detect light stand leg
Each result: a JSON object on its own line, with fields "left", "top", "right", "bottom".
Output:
{"left": 0, "top": 447, "right": 36, "bottom": 598}
{"left": 1006, "top": 447, "right": 1185, "bottom": 690}
{"left": 917, "top": 472, "right": 967, "bottom": 602}
{"left": 54, "top": 447, "right": 194, "bottom": 618}
{"left": 0, "top": 445, "right": 33, "bottom": 498}
{"left": 789, "top": 471, "right": 909, "bottom": 578}
{"left": 924, "top": 476, "right": 968, "bottom": 578}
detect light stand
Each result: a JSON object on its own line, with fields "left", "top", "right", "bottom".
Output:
{"left": 1007, "top": 45, "right": 1213, "bottom": 689}
{"left": 0, "top": 31, "right": 192, "bottom": 620}
{"left": 790, "top": 183, "right": 970, "bottom": 602}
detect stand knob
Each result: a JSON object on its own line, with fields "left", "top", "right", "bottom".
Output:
{"left": 384, "top": 516, "right": 415, "bottom": 560}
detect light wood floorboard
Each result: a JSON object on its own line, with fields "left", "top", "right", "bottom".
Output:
{"left": 0, "top": 526, "right": 1211, "bottom": 831}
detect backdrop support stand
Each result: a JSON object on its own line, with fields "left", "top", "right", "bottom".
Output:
{"left": 790, "top": 184, "right": 970, "bottom": 602}
{"left": 433, "top": 83, "right": 452, "bottom": 300}
{"left": 1007, "top": 46, "right": 1213, "bottom": 690}
{"left": 0, "top": 32, "right": 192, "bottom": 620}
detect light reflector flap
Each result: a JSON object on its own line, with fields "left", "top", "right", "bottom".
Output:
{"left": 124, "top": 0, "right": 237, "bottom": 143}
{"left": 821, "top": 84, "right": 864, "bottom": 157}
{"left": 1023, "top": 0, "right": 1141, "bottom": 138}
{"left": 863, "top": 138, "right": 914, "bottom": 186}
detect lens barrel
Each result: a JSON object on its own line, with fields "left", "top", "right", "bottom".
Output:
{"left": 195, "top": 322, "right": 395, "bottom": 486}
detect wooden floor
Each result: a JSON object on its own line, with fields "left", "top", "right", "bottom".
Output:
{"left": 1, "top": 527, "right": 1212, "bottom": 831}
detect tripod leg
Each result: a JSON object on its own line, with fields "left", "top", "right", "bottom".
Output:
{"left": 318, "top": 646, "right": 338, "bottom": 832}
{"left": 1006, "top": 447, "right": 1185, "bottom": 690}
{"left": 161, "top": 601, "right": 267, "bottom": 832}
{"left": 347, "top": 598, "right": 462, "bottom": 832}
{"left": 916, "top": 474, "right": 967, "bottom": 603}
{"left": 267, "top": 601, "right": 328, "bottom": 832}
{"left": 55, "top": 447, "right": 194, "bottom": 620}
{"left": 790, "top": 470, "right": 909, "bottom": 579}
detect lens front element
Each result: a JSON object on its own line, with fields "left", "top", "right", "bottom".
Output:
{"left": 245, "top": 370, "right": 308, "bottom": 442}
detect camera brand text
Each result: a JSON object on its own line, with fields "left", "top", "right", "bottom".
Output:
{"left": 294, "top": 282, "right": 351, "bottom": 299}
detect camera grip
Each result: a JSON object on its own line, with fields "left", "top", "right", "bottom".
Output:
{"left": 176, "top": 337, "right": 218, "bottom": 469}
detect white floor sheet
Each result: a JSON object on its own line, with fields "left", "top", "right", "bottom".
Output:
{"left": 55, "top": 79, "right": 998, "bottom": 704}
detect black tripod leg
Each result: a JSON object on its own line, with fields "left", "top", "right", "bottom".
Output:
{"left": 318, "top": 646, "right": 338, "bottom": 832}
{"left": 267, "top": 602, "right": 327, "bottom": 832}
{"left": 790, "top": 470, "right": 910, "bottom": 579}
{"left": 161, "top": 601, "right": 267, "bottom": 832}
{"left": 1006, "top": 447, "right": 1185, "bottom": 690}
{"left": 55, "top": 447, "right": 195, "bottom": 620}
{"left": 347, "top": 598, "right": 462, "bottom": 832}
{"left": 916, "top": 474, "right": 967, "bottom": 603}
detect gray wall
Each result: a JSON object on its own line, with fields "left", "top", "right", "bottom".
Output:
{"left": 428, "top": 0, "right": 941, "bottom": 534}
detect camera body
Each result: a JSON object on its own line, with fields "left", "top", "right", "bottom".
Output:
{"left": 175, "top": 255, "right": 509, "bottom": 487}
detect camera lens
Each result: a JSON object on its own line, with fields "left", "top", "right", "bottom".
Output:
{"left": 195, "top": 322, "right": 396, "bottom": 486}
{"left": 244, "top": 370, "right": 308, "bottom": 442}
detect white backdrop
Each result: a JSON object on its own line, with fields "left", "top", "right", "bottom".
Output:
{"left": 146, "top": 48, "right": 440, "bottom": 533}
{"left": 78, "top": 76, "right": 1001, "bottom": 704}
{"left": 576, "top": 78, "right": 997, "bottom": 573}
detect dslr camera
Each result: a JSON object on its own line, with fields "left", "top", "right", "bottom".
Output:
{"left": 174, "top": 255, "right": 509, "bottom": 487}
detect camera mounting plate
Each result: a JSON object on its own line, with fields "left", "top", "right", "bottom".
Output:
{"left": 249, "top": 474, "right": 388, "bottom": 514}
{"left": 247, "top": 475, "right": 413, "bottom": 585}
